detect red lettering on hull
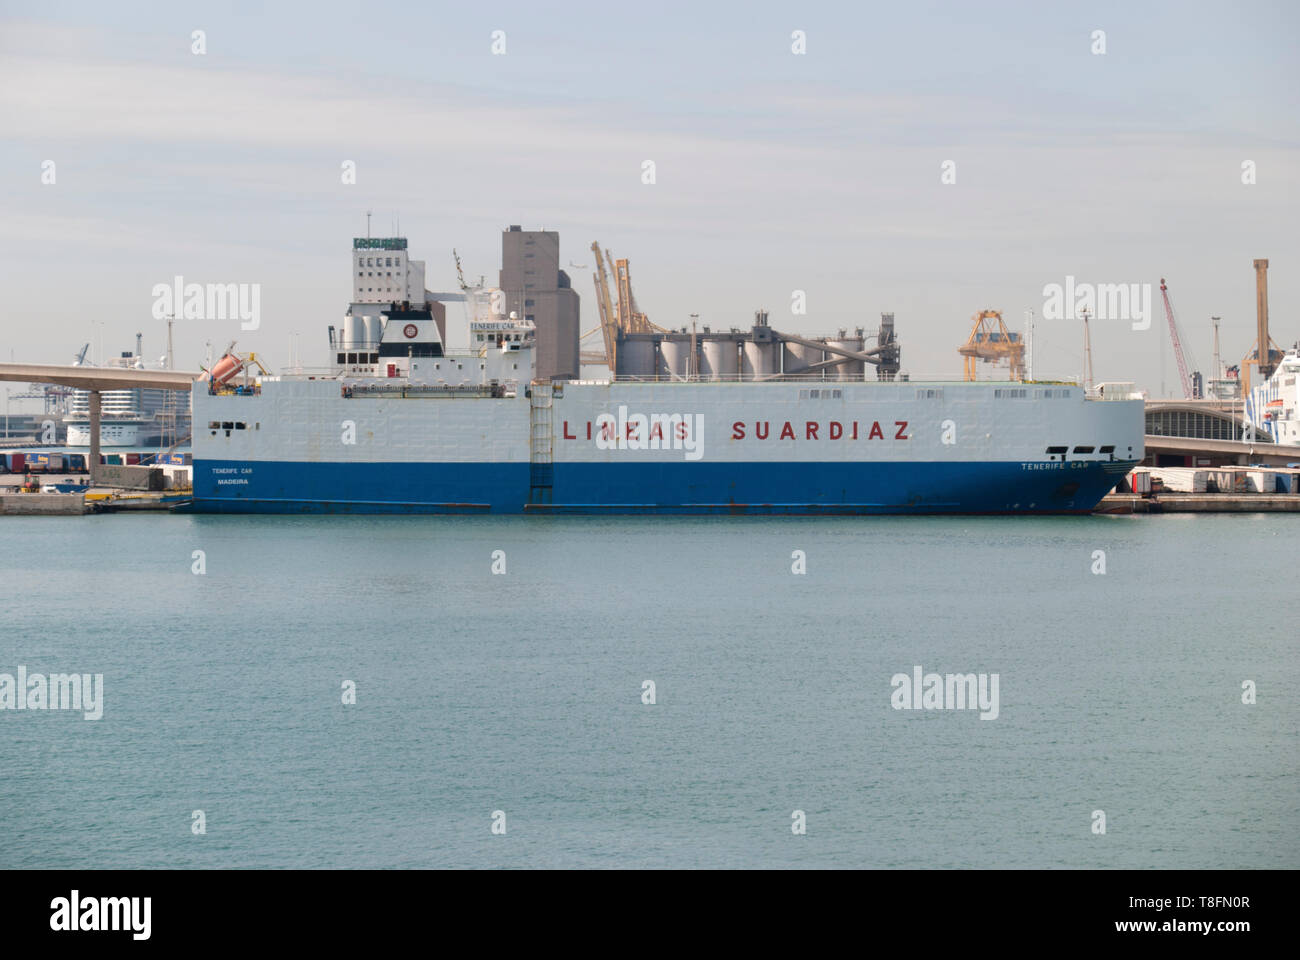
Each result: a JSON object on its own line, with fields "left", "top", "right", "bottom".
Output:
{"left": 563, "top": 416, "right": 912, "bottom": 443}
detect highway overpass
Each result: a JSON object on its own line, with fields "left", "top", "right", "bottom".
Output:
{"left": 0, "top": 363, "right": 200, "bottom": 481}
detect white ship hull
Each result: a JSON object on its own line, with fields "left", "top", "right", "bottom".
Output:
{"left": 189, "top": 379, "right": 1144, "bottom": 514}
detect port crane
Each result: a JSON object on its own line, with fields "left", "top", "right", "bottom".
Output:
{"left": 1240, "top": 259, "right": 1283, "bottom": 395}
{"left": 584, "top": 242, "right": 668, "bottom": 369}
{"left": 1159, "top": 278, "right": 1201, "bottom": 399}
{"left": 959, "top": 310, "right": 1025, "bottom": 381}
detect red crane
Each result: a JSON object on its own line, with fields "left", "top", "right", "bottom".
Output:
{"left": 1159, "top": 278, "right": 1198, "bottom": 399}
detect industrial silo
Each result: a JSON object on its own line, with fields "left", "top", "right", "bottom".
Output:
{"left": 741, "top": 336, "right": 778, "bottom": 380}
{"left": 659, "top": 336, "right": 694, "bottom": 380}
{"left": 342, "top": 315, "right": 366, "bottom": 353}
{"left": 700, "top": 338, "right": 739, "bottom": 381}
{"left": 363, "top": 315, "right": 383, "bottom": 351}
{"left": 826, "top": 329, "right": 865, "bottom": 380}
{"left": 616, "top": 337, "right": 656, "bottom": 379}
{"left": 782, "top": 340, "right": 824, "bottom": 379}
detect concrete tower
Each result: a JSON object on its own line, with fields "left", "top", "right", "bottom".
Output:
{"left": 498, "top": 226, "right": 579, "bottom": 380}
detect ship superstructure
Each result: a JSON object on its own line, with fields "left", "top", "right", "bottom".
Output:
{"left": 1246, "top": 346, "right": 1300, "bottom": 445}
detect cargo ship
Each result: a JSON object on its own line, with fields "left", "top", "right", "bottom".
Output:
{"left": 187, "top": 231, "right": 1144, "bottom": 514}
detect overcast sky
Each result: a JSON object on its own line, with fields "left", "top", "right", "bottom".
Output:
{"left": 2, "top": 0, "right": 1297, "bottom": 402}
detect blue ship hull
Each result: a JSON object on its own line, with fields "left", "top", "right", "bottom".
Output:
{"left": 185, "top": 458, "right": 1136, "bottom": 515}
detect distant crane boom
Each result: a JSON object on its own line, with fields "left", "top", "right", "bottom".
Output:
{"left": 590, "top": 242, "right": 620, "bottom": 370}
{"left": 1159, "top": 278, "right": 1197, "bottom": 398}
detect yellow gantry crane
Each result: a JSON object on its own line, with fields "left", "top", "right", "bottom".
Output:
{"left": 587, "top": 242, "right": 621, "bottom": 369}
{"left": 959, "top": 309, "right": 1025, "bottom": 381}
{"left": 585, "top": 242, "right": 667, "bottom": 369}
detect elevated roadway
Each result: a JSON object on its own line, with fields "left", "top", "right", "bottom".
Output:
{"left": 0, "top": 363, "right": 200, "bottom": 482}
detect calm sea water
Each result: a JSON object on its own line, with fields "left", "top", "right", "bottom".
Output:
{"left": 2, "top": 513, "right": 1296, "bottom": 869}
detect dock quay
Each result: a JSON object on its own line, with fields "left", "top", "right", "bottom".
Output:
{"left": 0, "top": 491, "right": 90, "bottom": 515}
{"left": 2, "top": 483, "right": 189, "bottom": 515}
{"left": 1097, "top": 492, "right": 1300, "bottom": 514}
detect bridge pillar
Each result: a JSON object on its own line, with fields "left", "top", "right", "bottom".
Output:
{"left": 88, "top": 389, "right": 101, "bottom": 485}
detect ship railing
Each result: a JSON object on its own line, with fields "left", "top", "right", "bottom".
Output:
{"left": 275, "top": 367, "right": 344, "bottom": 379}
{"left": 586, "top": 374, "right": 1086, "bottom": 386}
{"left": 343, "top": 382, "right": 508, "bottom": 399}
